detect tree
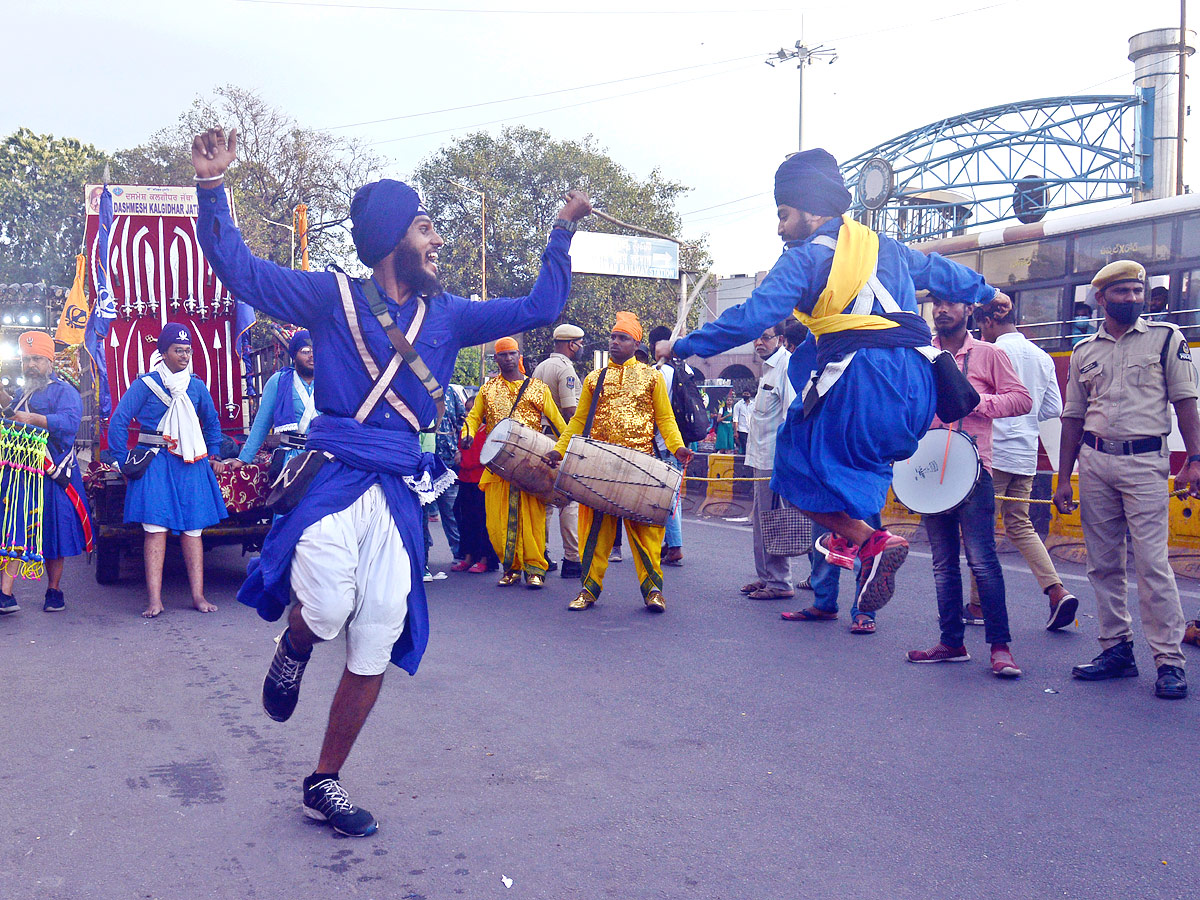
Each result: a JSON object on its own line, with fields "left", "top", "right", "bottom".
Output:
{"left": 0, "top": 128, "right": 111, "bottom": 285}
{"left": 413, "top": 126, "right": 710, "bottom": 378}
{"left": 115, "top": 85, "right": 383, "bottom": 275}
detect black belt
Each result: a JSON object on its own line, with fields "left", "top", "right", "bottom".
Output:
{"left": 1082, "top": 432, "right": 1162, "bottom": 455}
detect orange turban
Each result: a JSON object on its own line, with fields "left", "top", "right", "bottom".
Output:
{"left": 19, "top": 331, "right": 55, "bottom": 359}
{"left": 613, "top": 311, "right": 642, "bottom": 342}
{"left": 495, "top": 336, "right": 519, "bottom": 353}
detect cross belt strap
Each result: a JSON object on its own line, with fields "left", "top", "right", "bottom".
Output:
{"left": 582, "top": 368, "right": 609, "bottom": 438}
{"left": 360, "top": 278, "right": 445, "bottom": 432}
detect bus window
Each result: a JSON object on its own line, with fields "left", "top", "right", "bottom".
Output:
{"left": 981, "top": 238, "right": 1066, "bottom": 286}
{"left": 1180, "top": 215, "right": 1200, "bottom": 260}
{"left": 1074, "top": 221, "right": 1172, "bottom": 274}
{"left": 1070, "top": 285, "right": 1098, "bottom": 346}
{"left": 1145, "top": 276, "right": 1170, "bottom": 322}
{"left": 1013, "top": 287, "right": 1063, "bottom": 345}
{"left": 1180, "top": 271, "right": 1200, "bottom": 340}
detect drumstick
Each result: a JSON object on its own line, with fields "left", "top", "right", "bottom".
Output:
{"left": 939, "top": 428, "right": 953, "bottom": 485}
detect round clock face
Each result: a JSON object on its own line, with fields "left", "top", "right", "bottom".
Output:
{"left": 859, "top": 158, "right": 893, "bottom": 210}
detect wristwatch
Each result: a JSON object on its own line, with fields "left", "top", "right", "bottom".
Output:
{"left": 552, "top": 218, "right": 577, "bottom": 233}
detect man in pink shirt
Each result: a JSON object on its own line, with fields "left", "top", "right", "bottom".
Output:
{"left": 906, "top": 294, "right": 1032, "bottom": 677}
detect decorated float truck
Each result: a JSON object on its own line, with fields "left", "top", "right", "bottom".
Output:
{"left": 81, "top": 184, "right": 279, "bottom": 584}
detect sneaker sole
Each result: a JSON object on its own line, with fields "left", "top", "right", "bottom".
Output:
{"left": 856, "top": 544, "right": 908, "bottom": 612}
{"left": 0, "top": 606, "right": 19, "bottom": 615}
{"left": 303, "top": 806, "right": 379, "bottom": 837}
{"left": 44, "top": 605, "right": 66, "bottom": 612}
{"left": 813, "top": 535, "right": 855, "bottom": 570}
{"left": 993, "top": 665, "right": 1022, "bottom": 678}
{"left": 1046, "top": 595, "right": 1079, "bottom": 631}
{"left": 1071, "top": 667, "right": 1138, "bottom": 681}
{"left": 907, "top": 654, "right": 971, "bottom": 664}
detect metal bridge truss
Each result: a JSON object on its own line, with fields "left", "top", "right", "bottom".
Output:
{"left": 841, "top": 95, "right": 1143, "bottom": 242}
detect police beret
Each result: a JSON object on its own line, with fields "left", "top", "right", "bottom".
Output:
{"left": 1091, "top": 260, "right": 1146, "bottom": 291}
{"left": 553, "top": 323, "right": 585, "bottom": 341}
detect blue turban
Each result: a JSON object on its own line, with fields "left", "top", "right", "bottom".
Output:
{"left": 157, "top": 322, "right": 192, "bottom": 354}
{"left": 351, "top": 179, "right": 428, "bottom": 268}
{"left": 774, "top": 148, "right": 852, "bottom": 217}
{"left": 288, "top": 329, "right": 312, "bottom": 359}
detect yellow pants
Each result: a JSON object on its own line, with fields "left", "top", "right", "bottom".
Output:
{"left": 579, "top": 506, "right": 665, "bottom": 600}
{"left": 483, "top": 478, "right": 548, "bottom": 576}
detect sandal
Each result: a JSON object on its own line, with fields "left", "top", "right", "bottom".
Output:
{"left": 749, "top": 587, "right": 795, "bottom": 600}
{"left": 781, "top": 607, "right": 838, "bottom": 622}
{"left": 1185, "top": 620, "right": 1200, "bottom": 647}
{"left": 740, "top": 580, "right": 766, "bottom": 594}
{"left": 850, "top": 614, "right": 876, "bottom": 635}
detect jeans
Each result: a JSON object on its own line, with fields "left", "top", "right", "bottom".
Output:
{"left": 434, "top": 481, "right": 461, "bottom": 558}
{"left": 810, "top": 513, "right": 881, "bottom": 620}
{"left": 923, "top": 469, "right": 1011, "bottom": 647}
{"left": 663, "top": 456, "right": 683, "bottom": 549}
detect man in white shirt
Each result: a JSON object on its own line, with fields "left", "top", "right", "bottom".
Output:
{"left": 732, "top": 390, "right": 753, "bottom": 455}
{"left": 741, "top": 324, "right": 796, "bottom": 599}
{"left": 976, "top": 296, "right": 1078, "bottom": 631}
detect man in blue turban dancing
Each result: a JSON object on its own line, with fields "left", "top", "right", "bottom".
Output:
{"left": 657, "top": 149, "right": 1001, "bottom": 613}
{"left": 192, "top": 126, "right": 591, "bottom": 837}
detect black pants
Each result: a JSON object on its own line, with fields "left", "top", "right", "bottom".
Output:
{"left": 454, "top": 481, "right": 499, "bottom": 567}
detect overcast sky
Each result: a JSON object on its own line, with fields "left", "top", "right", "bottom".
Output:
{"left": 3, "top": 0, "right": 1195, "bottom": 274}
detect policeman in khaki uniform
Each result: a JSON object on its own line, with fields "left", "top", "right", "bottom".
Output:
{"left": 531, "top": 323, "right": 585, "bottom": 579}
{"left": 1054, "top": 260, "right": 1200, "bottom": 700}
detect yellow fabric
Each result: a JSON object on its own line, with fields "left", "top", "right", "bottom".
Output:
{"left": 792, "top": 215, "right": 899, "bottom": 337}
{"left": 484, "top": 477, "right": 547, "bottom": 575}
{"left": 553, "top": 359, "right": 684, "bottom": 457}
{"left": 578, "top": 506, "right": 664, "bottom": 600}
{"left": 54, "top": 255, "right": 89, "bottom": 346}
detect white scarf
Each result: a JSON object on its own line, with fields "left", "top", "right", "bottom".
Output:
{"left": 152, "top": 362, "right": 208, "bottom": 463}
{"left": 297, "top": 376, "right": 316, "bottom": 433}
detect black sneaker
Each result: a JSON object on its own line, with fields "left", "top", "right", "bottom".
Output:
{"left": 303, "top": 775, "right": 378, "bottom": 837}
{"left": 43, "top": 589, "right": 65, "bottom": 612}
{"left": 262, "top": 631, "right": 310, "bottom": 722}
{"left": 1155, "top": 664, "right": 1188, "bottom": 699}
{"left": 546, "top": 558, "right": 559, "bottom": 572}
{"left": 0, "top": 592, "right": 18, "bottom": 615}
{"left": 560, "top": 559, "right": 583, "bottom": 579}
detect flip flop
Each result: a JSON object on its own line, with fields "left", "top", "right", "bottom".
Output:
{"left": 781, "top": 607, "right": 838, "bottom": 621}
{"left": 749, "top": 587, "right": 795, "bottom": 600}
{"left": 850, "top": 614, "right": 876, "bottom": 635}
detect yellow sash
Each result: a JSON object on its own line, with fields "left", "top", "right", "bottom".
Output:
{"left": 793, "top": 215, "right": 899, "bottom": 337}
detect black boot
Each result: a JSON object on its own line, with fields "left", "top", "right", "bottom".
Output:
{"left": 1154, "top": 665, "right": 1188, "bottom": 699}
{"left": 1072, "top": 640, "right": 1138, "bottom": 681}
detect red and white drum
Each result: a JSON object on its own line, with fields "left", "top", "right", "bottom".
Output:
{"left": 891, "top": 427, "right": 982, "bottom": 516}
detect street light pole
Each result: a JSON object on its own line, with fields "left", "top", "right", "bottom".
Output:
{"left": 264, "top": 216, "right": 296, "bottom": 269}
{"left": 766, "top": 40, "right": 838, "bottom": 151}
{"left": 450, "top": 180, "right": 488, "bottom": 385}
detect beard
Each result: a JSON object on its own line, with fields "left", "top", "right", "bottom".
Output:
{"left": 23, "top": 370, "right": 52, "bottom": 394}
{"left": 294, "top": 359, "right": 315, "bottom": 378}
{"left": 393, "top": 240, "right": 442, "bottom": 297}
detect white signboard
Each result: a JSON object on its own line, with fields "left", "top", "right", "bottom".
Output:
{"left": 570, "top": 231, "right": 679, "bottom": 280}
{"left": 85, "top": 184, "right": 200, "bottom": 218}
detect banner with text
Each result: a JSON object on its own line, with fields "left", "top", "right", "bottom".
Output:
{"left": 570, "top": 231, "right": 679, "bottom": 280}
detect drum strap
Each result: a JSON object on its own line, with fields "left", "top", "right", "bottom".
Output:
{"left": 507, "top": 377, "right": 534, "bottom": 419}
{"left": 582, "top": 369, "right": 609, "bottom": 438}
{"left": 955, "top": 350, "right": 972, "bottom": 432}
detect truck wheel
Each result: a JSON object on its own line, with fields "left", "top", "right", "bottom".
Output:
{"left": 95, "top": 538, "right": 121, "bottom": 585}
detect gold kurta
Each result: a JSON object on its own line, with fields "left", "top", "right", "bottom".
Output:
{"left": 464, "top": 375, "right": 565, "bottom": 438}
{"left": 553, "top": 359, "right": 684, "bottom": 457}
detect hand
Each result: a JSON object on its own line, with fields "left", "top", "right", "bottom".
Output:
{"left": 654, "top": 339, "right": 676, "bottom": 362}
{"left": 191, "top": 126, "right": 238, "bottom": 182}
{"left": 543, "top": 449, "right": 563, "bottom": 468}
{"left": 227, "top": 458, "right": 245, "bottom": 470}
{"left": 675, "top": 447, "right": 693, "bottom": 466}
{"left": 12, "top": 411, "right": 33, "bottom": 425}
{"left": 558, "top": 190, "right": 593, "bottom": 223}
{"left": 1052, "top": 482, "right": 1076, "bottom": 514}
{"left": 210, "top": 459, "right": 227, "bottom": 475}
{"left": 1178, "top": 460, "right": 1200, "bottom": 499}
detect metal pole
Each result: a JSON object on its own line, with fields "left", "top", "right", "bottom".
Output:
{"left": 1179, "top": 0, "right": 1189, "bottom": 196}
{"left": 797, "top": 58, "right": 804, "bottom": 151}
{"left": 479, "top": 192, "right": 487, "bottom": 386}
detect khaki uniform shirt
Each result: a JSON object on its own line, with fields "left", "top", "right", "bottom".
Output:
{"left": 531, "top": 352, "right": 581, "bottom": 414}
{"left": 1062, "top": 318, "right": 1198, "bottom": 439}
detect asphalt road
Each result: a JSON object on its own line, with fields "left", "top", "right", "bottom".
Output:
{"left": 2, "top": 513, "right": 1198, "bottom": 900}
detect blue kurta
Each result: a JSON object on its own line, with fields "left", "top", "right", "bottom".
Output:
{"left": 237, "top": 368, "right": 315, "bottom": 464}
{"left": 673, "top": 219, "right": 995, "bottom": 519}
{"left": 107, "top": 373, "right": 228, "bottom": 532}
{"left": 10, "top": 378, "right": 90, "bottom": 559}
{"left": 196, "top": 185, "right": 574, "bottom": 674}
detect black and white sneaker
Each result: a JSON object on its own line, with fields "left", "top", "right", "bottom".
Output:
{"left": 262, "top": 631, "right": 310, "bottom": 722}
{"left": 303, "top": 775, "right": 378, "bottom": 837}
{"left": 43, "top": 589, "right": 65, "bottom": 612}
{"left": 0, "top": 592, "right": 19, "bottom": 615}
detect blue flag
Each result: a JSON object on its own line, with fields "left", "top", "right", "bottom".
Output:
{"left": 84, "top": 184, "right": 117, "bottom": 418}
{"left": 235, "top": 298, "right": 256, "bottom": 396}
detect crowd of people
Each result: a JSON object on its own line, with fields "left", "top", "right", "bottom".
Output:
{"left": 2, "top": 131, "right": 1199, "bottom": 840}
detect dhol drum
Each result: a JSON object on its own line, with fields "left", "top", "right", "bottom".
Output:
{"left": 553, "top": 437, "right": 682, "bottom": 526}
{"left": 891, "top": 427, "right": 982, "bottom": 516}
{"left": 480, "top": 418, "right": 564, "bottom": 506}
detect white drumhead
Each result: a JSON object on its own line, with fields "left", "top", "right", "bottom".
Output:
{"left": 892, "top": 428, "right": 981, "bottom": 515}
{"left": 479, "top": 418, "right": 518, "bottom": 466}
